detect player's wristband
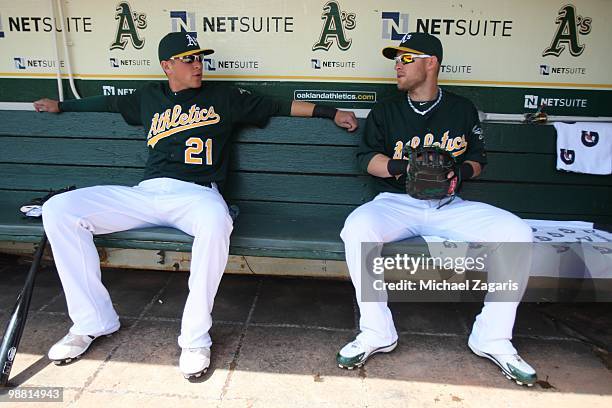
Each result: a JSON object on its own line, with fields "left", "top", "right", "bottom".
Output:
{"left": 387, "top": 159, "right": 407, "bottom": 176}
{"left": 57, "top": 101, "right": 63, "bottom": 112}
{"left": 312, "top": 104, "right": 338, "bottom": 120}
{"left": 459, "top": 162, "right": 474, "bottom": 179}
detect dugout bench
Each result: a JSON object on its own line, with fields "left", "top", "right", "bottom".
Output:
{"left": 0, "top": 110, "right": 610, "bottom": 278}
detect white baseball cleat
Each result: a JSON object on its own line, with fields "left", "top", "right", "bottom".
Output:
{"left": 336, "top": 338, "right": 397, "bottom": 369}
{"left": 48, "top": 331, "right": 116, "bottom": 364}
{"left": 180, "top": 347, "right": 211, "bottom": 379}
{"left": 468, "top": 341, "right": 537, "bottom": 387}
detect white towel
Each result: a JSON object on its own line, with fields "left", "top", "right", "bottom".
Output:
{"left": 525, "top": 219, "right": 611, "bottom": 279}
{"left": 554, "top": 122, "right": 612, "bottom": 175}
{"left": 421, "top": 220, "right": 612, "bottom": 279}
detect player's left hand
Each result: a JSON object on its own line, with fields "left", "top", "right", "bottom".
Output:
{"left": 334, "top": 110, "right": 358, "bottom": 132}
{"left": 33, "top": 98, "right": 60, "bottom": 113}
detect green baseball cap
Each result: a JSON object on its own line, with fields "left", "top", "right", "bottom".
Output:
{"left": 158, "top": 32, "right": 214, "bottom": 62}
{"left": 382, "top": 32, "right": 443, "bottom": 63}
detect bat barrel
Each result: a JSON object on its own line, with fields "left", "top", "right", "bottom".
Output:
{"left": 0, "top": 233, "right": 47, "bottom": 387}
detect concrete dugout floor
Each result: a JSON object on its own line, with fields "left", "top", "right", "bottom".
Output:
{"left": 0, "top": 254, "right": 610, "bottom": 407}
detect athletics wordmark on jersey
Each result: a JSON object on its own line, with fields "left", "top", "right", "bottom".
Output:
{"left": 392, "top": 131, "right": 468, "bottom": 159}
{"left": 147, "top": 104, "right": 220, "bottom": 148}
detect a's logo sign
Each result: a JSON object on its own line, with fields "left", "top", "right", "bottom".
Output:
{"left": 560, "top": 149, "right": 575, "bottom": 164}
{"left": 540, "top": 65, "right": 550, "bottom": 75}
{"left": 382, "top": 12, "right": 408, "bottom": 40}
{"left": 524, "top": 94, "right": 538, "bottom": 109}
{"left": 581, "top": 130, "right": 599, "bottom": 147}
{"left": 543, "top": 5, "right": 592, "bottom": 57}
{"left": 313, "top": 1, "right": 356, "bottom": 51}
{"left": 311, "top": 59, "right": 321, "bottom": 69}
{"left": 170, "top": 10, "right": 197, "bottom": 38}
{"left": 14, "top": 57, "right": 25, "bottom": 69}
{"left": 203, "top": 58, "right": 216, "bottom": 71}
{"left": 110, "top": 2, "right": 147, "bottom": 51}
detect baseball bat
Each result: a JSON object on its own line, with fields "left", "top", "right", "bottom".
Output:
{"left": 0, "top": 233, "right": 48, "bottom": 387}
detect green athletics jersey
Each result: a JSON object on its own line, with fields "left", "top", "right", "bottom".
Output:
{"left": 357, "top": 89, "right": 487, "bottom": 194}
{"left": 61, "top": 82, "right": 291, "bottom": 189}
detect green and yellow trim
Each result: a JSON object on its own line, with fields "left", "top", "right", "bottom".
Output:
{"left": 1, "top": 72, "right": 611, "bottom": 89}
{"left": 170, "top": 48, "right": 214, "bottom": 59}
{"left": 382, "top": 46, "right": 425, "bottom": 59}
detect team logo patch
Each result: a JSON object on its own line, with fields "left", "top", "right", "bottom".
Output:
{"left": 471, "top": 124, "right": 484, "bottom": 140}
{"left": 400, "top": 33, "right": 411, "bottom": 42}
{"left": 560, "top": 149, "right": 575, "bottom": 165}
{"left": 581, "top": 130, "right": 599, "bottom": 147}
{"left": 185, "top": 33, "right": 198, "bottom": 47}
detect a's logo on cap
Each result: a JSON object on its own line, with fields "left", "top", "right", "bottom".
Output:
{"left": 400, "top": 33, "right": 412, "bottom": 42}
{"left": 186, "top": 34, "right": 198, "bottom": 47}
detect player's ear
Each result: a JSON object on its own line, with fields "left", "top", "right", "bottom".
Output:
{"left": 428, "top": 56, "right": 440, "bottom": 74}
{"left": 160, "top": 60, "right": 172, "bottom": 75}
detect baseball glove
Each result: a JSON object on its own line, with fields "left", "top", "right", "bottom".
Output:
{"left": 404, "top": 146, "right": 459, "bottom": 206}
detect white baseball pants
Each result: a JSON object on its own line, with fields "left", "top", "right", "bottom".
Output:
{"left": 341, "top": 192, "right": 533, "bottom": 355}
{"left": 42, "top": 177, "right": 233, "bottom": 349}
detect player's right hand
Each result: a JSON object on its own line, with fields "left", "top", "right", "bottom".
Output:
{"left": 334, "top": 110, "right": 358, "bottom": 132}
{"left": 33, "top": 98, "right": 60, "bottom": 113}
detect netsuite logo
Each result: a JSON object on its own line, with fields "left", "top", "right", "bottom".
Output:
{"left": 524, "top": 94, "right": 588, "bottom": 109}
{"left": 14, "top": 57, "right": 25, "bottom": 69}
{"left": 0, "top": 14, "right": 5, "bottom": 38}
{"left": 170, "top": 10, "right": 197, "bottom": 38}
{"left": 102, "top": 85, "right": 136, "bottom": 95}
{"left": 203, "top": 58, "right": 216, "bottom": 71}
{"left": 110, "top": 57, "right": 150, "bottom": 68}
{"left": 311, "top": 58, "right": 355, "bottom": 69}
{"left": 539, "top": 64, "right": 586, "bottom": 76}
{"left": 204, "top": 58, "right": 259, "bottom": 71}
{"left": 202, "top": 16, "right": 294, "bottom": 33}
{"left": 382, "top": 12, "right": 408, "bottom": 40}
{"left": 524, "top": 95, "right": 540, "bottom": 109}
{"left": 13, "top": 56, "right": 63, "bottom": 69}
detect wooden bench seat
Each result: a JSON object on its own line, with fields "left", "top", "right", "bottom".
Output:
{"left": 0, "top": 110, "right": 610, "bottom": 274}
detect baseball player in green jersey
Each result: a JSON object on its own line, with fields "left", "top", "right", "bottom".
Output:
{"left": 336, "top": 32, "right": 537, "bottom": 386}
{"left": 33, "top": 32, "right": 357, "bottom": 380}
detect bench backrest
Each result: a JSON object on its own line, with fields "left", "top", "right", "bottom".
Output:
{"left": 0, "top": 111, "right": 610, "bottom": 224}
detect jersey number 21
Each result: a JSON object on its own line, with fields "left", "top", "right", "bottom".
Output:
{"left": 185, "top": 137, "right": 213, "bottom": 165}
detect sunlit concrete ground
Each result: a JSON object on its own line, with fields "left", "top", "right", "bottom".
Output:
{"left": 0, "top": 254, "right": 610, "bottom": 407}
